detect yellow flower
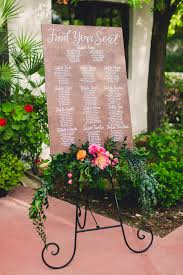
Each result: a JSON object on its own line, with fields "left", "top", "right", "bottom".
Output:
{"left": 76, "top": 149, "right": 87, "bottom": 161}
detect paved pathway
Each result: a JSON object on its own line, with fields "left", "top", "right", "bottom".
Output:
{"left": 0, "top": 186, "right": 182, "bottom": 275}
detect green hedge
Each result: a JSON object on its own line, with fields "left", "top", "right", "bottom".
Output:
{"left": 136, "top": 123, "right": 183, "bottom": 207}
{"left": 0, "top": 153, "right": 24, "bottom": 191}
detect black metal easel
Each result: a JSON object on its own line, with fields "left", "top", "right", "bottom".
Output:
{"left": 41, "top": 176, "right": 153, "bottom": 269}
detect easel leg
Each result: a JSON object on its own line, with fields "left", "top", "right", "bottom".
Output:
{"left": 41, "top": 185, "right": 80, "bottom": 269}
{"left": 110, "top": 177, "right": 153, "bottom": 253}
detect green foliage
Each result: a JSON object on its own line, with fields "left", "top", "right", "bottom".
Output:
{"left": 168, "top": 4, "right": 183, "bottom": 36}
{"left": 0, "top": 92, "right": 48, "bottom": 167}
{"left": 0, "top": 0, "right": 21, "bottom": 29}
{"left": 29, "top": 139, "right": 158, "bottom": 245}
{"left": 149, "top": 160, "right": 183, "bottom": 207}
{"left": 0, "top": 63, "right": 18, "bottom": 95}
{"left": 166, "top": 31, "right": 183, "bottom": 72}
{"left": 164, "top": 73, "right": 183, "bottom": 126}
{"left": 120, "top": 149, "right": 158, "bottom": 212}
{"left": 136, "top": 123, "right": 183, "bottom": 207}
{"left": 0, "top": 7, "right": 48, "bottom": 168}
{"left": 0, "top": 0, "right": 22, "bottom": 100}
{"left": 0, "top": 152, "right": 24, "bottom": 191}
{"left": 127, "top": 0, "right": 151, "bottom": 8}
{"left": 166, "top": 53, "right": 183, "bottom": 72}
{"left": 70, "top": 0, "right": 182, "bottom": 10}
{"left": 136, "top": 123, "right": 182, "bottom": 162}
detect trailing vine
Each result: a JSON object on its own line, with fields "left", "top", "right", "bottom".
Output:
{"left": 29, "top": 138, "right": 158, "bottom": 245}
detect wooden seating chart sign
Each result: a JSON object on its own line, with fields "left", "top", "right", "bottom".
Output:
{"left": 42, "top": 24, "right": 133, "bottom": 154}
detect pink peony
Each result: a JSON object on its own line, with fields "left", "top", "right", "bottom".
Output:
{"left": 89, "top": 144, "right": 106, "bottom": 155}
{"left": 68, "top": 179, "right": 73, "bottom": 185}
{"left": 67, "top": 172, "right": 73, "bottom": 178}
{"left": 106, "top": 151, "right": 113, "bottom": 159}
{"left": 93, "top": 152, "right": 111, "bottom": 170}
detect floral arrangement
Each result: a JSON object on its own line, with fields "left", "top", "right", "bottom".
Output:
{"left": 29, "top": 138, "right": 158, "bottom": 246}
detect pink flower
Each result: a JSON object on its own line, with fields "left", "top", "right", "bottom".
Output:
{"left": 105, "top": 151, "right": 110, "bottom": 157}
{"left": 89, "top": 144, "right": 106, "bottom": 155}
{"left": 93, "top": 152, "right": 111, "bottom": 170}
{"left": 113, "top": 158, "right": 119, "bottom": 164}
{"left": 106, "top": 151, "right": 113, "bottom": 159}
{"left": 111, "top": 158, "right": 119, "bottom": 167}
{"left": 98, "top": 146, "right": 106, "bottom": 154}
{"left": 68, "top": 179, "right": 73, "bottom": 185}
{"left": 67, "top": 172, "right": 73, "bottom": 178}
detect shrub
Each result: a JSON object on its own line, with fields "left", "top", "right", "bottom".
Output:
{"left": 0, "top": 93, "right": 48, "bottom": 169}
{"left": 0, "top": 28, "right": 48, "bottom": 170}
{"left": 136, "top": 123, "right": 183, "bottom": 207}
{"left": 143, "top": 123, "right": 182, "bottom": 162}
{"left": 0, "top": 153, "right": 24, "bottom": 191}
{"left": 149, "top": 160, "right": 183, "bottom": 207}
{"left": 164, "top": 72, "right": 183, "bottom": 127}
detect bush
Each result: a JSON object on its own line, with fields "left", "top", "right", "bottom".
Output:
{"left": 136, "top": 123, "right": 183, "bottom": 207}
{"left": 0, "top": 92, "right": 48, "bottom": 169}
{"left": 149, "top": 160, "right": 183, "bottom": 207}
{"left": 166, "top": 31, "right": 183, "bottom": 73}
{"left": 165, "top": 72, "right": 183, "bottom": 127}
{"left": 0, "top": 30, "right": 48, "bottom": 171}
{"left": 0, "top": 153, "right": 24, "bottom": 191}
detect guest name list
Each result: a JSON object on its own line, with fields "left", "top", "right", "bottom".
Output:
{"left": 42, "top": 24, "right": 133, "bottom": 154}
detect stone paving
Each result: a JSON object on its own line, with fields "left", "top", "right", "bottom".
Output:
{"left": 0, "top": 186, "right": 182, "bottom": 275}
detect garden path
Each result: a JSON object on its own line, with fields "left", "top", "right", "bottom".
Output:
{"left": 0, "top": 186, "right": 182, "bottom": 275}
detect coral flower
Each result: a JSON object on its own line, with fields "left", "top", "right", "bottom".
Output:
{"left": 68, "top": 179, "right": 73, "bottom": 185}
{"left": 76, "top": 149, "right": 87, "bottom": 161}
{"left": 0, "top": 118, "right": 7, "bottom": 127}
{"left": 94, "top": 153, "right": 111, "bottom": 170}
{"left": 24, "top": 104, "right": 33, "bottom": 113}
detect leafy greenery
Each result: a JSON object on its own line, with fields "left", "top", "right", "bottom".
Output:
{"left": 168, "top": 3, "right": 183, "bottom": 36}
{"left": 166, "top": 31, "right": 183, "bottom": 72}
{"left": 0, "top": 0, "right": 21, "bottom": 29}
{"left": 0, "top": 3, "right": 48, "bottom": 168}
{"left": 29, "top": 138, "right": 158, "bottom": 245}
{"left": 0, "top": 0, "right": 22, "bottom": 100}
{"left": 136, "top": 123, "right": 183, "bottom": 207}
{"left": 149, "top": 160, "right": 183, "bottom": 207}
{"left": 0, "top": 152, "right": 24, "bottom": 191}
{"left": 164, "top": 73, "right": 183, "bottom": 126}
{"left": 0, "top": 92, "right": 48, "bottom": 169}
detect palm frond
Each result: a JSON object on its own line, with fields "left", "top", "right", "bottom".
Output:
{"left": 11, "top": 46, "right": 25, "bottom": 65}
{"left": 0, "top": 29, "right": 15, "bottom": 57}
{"left": 28, "top": 78, "right": 45, "bottom": 89}
{"left": 0, "top": 0, "right": 22, "bottom": 29}
{"left": 16, "top": 52, "right": 44, "bottom": 76}
{"left": 0, "top": 62, "right": 18, "bottom": 94}
{"left": 16, "top": 32, "right": 42, "bottom": 55}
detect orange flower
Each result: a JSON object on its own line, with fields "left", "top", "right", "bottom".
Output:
{"left": 76, "top": 149, "right": 87, "bottom": 161}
